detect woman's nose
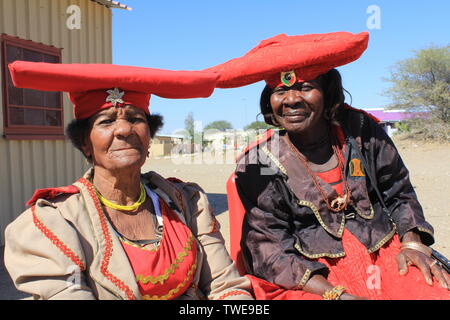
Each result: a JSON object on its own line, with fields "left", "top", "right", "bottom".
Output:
{"left": 114, "top": 119, "right": 133, "bottom": 137}
{"left": 284, "top": 89, "right": 303, "bottom": 105}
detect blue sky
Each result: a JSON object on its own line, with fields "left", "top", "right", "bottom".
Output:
{"left": 112, "top": 0, "right": 449, "bottom": 134}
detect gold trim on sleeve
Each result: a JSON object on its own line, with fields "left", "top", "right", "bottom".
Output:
{"left": 367, "top": 225, "right": 397, "bottom": 254}
{"left": 417, "top": 226, "right": 434, "bottom": 239}
{"left": 297, "top": 269, "right": 312, "bottom": 289}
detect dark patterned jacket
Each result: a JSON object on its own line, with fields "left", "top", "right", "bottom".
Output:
{"left": 235, "top": 107, "right": 434, "bottom": 290}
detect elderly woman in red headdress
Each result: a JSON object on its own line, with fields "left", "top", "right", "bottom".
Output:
{"left": 4, "top": 61, "right": 253, "bottom": 300}
{"left": 208, "top": 32, "right": 449, "bottom": 300}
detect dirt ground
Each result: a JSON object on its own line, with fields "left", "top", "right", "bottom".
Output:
{"left": 388, "top": 136, "right": 450, "bottom": 257}
{"left": 143, "top": 135, "right": 450, "bottom": 257}
{"left": 1, "top": 135, "right": 448, "bottom": 300}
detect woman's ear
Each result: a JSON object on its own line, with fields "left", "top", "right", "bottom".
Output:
{"left": 80, "top": 137, "right": 93, "bottom": 161}
{"left": 81, "top": 146, "right": 91, "bottom": 160}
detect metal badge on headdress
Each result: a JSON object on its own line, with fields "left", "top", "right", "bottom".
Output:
{"left": 280, "top": 71, "right": 296, "bottom": 87}
{"left": 106, "top": 87, "right": 125, "bottom": 107}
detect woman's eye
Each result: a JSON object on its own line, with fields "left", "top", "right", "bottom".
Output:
{"left": 273, "top": 88, "right": 287, "bottom": 96}
{"left": 98, "top": 119, "right": 114, "bottom": 125}
{"left": 129, "top": 117, "right": 145, "bottom": 123}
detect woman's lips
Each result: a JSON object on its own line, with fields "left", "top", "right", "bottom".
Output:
{"left": 283, "top": 112, "right": 308, "bottom": 122}
{"left": 110, "top": 146, "right": 142, "bottom": 152}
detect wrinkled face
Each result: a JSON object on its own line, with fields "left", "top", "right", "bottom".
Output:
{"left": 82, "top": 105, "right": 150, "bottom": 172}
{"left": 269, "top": 79, "right": 325, "bottom": 134}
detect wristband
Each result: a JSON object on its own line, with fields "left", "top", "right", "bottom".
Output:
{"left": 401, "top": 241, "right": 432, "bottom": 257}
{"left": 322, "top": 285, "right": 346, "bottom": 300}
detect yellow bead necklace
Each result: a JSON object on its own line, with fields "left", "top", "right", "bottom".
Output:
{"left": 96, "top": 183, "right": 146, "bottom": 211}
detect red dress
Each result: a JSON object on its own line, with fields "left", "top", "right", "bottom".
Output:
{"left": 119, "top": 199, "right": 197, "bottom": 300}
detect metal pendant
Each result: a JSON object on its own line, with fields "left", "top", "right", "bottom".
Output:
{"left": 330, "top": 194, "right": 348, "bottom": 212}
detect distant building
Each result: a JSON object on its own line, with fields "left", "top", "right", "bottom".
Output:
{"left": 365, "top": 108, "right": 428, "bottom": 137}
{"left": 0, "top": 0, "right": 130, "bottom": 245}
{"left": 204, "top": 130, "right": 252, "bottom": 152}
{"left": 151, "top": 134, "right": 185, "bottom": 157}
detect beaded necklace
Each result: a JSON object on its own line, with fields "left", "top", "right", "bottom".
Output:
{"left": 96, "top": 183, "right": 147, "bottom": 212}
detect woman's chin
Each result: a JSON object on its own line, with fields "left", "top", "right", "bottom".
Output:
{"left": 283, "top": 121, "right": 308, "bottom": 134}
{"left": 102, "top": 154, "right": 146, "bottom": 171}
{"left": 282, "top": 116, "right": 322, "bottom": 135}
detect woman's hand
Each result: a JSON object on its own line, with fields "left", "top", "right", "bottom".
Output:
{"left": 397, "top": 231, "right": 449, "bottom": 290}
{"left": 303, "top": 274, "right": 368, "bottom": 300}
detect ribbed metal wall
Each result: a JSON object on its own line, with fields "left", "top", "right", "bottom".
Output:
{"left": 0, "top": 0, "right": 113, "bottom": 245}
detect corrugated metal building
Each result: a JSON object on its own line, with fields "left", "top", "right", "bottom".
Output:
{"left": 0, "top": 0, "right": 129, "bottom": 245}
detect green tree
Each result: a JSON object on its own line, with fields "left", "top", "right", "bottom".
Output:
{"left": 384, "top": 45, "right": 450, "bottom": 123}
{"left": 184, "top": 112, "right": 195, "bottom": 140}
{"left": 182, "top": 112, "right": 208, "bottom": 150}
{"left": 244, "top": 121, "right": 273, "bottom": 131}
{"left": 204, "top": 120, "right": 233, "bottom": 131}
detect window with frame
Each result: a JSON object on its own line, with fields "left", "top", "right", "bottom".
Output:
{"left": 1, "top": 34, "right": 64, "bottom": 139}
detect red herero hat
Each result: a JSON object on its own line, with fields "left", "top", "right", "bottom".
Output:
{"left": 206, "top": 31, "right": 369, "bottom": 88}
{"left": 8, "top": 61, "right": 219, "bottom": 119}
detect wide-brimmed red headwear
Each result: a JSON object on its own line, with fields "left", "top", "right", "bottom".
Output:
{"left": 8, "top": 61, "right": 219, "bottom": 119}
{"left": 205, "top": 31, "right": 369, "bottom": 88}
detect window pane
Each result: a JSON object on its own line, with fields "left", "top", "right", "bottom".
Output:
{"left": 9, "top": 108, "right": 25, "bottom": 125}
{"left": 46, "top": 92, "right": 61, "bottom": 108}
{"left": 2, "top": 38, "right": 63, "bottom": 137}
{"left": 23, "top": 49, "right": 43, "bottom": 62}
{"left": 45, "top": 110, "right": 62, "bottom": 127}
{"left": 5, "top": 69, "right": 24, "bottom": 105}
{"left": 6, "top": 45, "right": 22, "bottom": 63}
{"left": 23, "top": 88, "right": 46, "bottom": 107}
{"left": 8, "top": 86, "right": 24, "bottom": 105}
{"left": 24, "top": 108, "right": 45, "bottom": 126}
{"left": 43, "top": 54, "right": 58, "bottom": 63}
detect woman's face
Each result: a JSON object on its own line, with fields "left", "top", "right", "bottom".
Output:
{"left": 269, "top": 79, "right": 325, "bottom": 135}
{"left": 83, "top": 105, "right": 150, "bottom": 172}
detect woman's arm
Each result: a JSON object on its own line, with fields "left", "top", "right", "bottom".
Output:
{"left": 367, "top": 116, "right": 434, "bottom": 244}
{"left": 4, "top": 201, "right": 96, "bottom": 300}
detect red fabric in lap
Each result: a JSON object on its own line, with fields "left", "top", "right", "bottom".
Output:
{"left": 248, "top": 230, "right": 450, "bottom": 300}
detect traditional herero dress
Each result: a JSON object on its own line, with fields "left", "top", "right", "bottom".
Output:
{"left": 230, "top": 108, "right": 450, "bottom": 300}
{"left": 4, "top": 170, "right": 253, "bottom": 300}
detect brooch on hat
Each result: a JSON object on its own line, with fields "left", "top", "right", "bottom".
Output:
{"left": 106, "top": 87, "right": 125, "bottom": 107}
{"left": 280, "top": 71, "right": 296, "bottom": 87}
